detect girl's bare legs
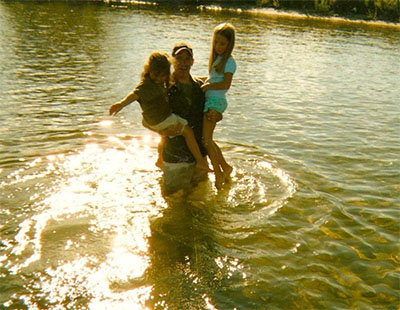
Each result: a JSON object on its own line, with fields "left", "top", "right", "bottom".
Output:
{"left": 212, "top": 141, "right": 233, "bottom": 181}
{"left": 182, "top": 125, "right": 212, "bottom": 172}
{"left": 202, "top": 115, "right": 225, "bottom": 189}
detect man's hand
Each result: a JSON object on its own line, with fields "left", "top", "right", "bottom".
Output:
{"left": 205, "top": 110, "right": 223, "bottom": 123}
{"left": 143, "top": 118, "right": 183, "bottom": 136}
{"left": 159, "top": 124, "right": 183, "bottom": 136}
{"left": 200, "top": 82, "right": 211, "bottom": 92}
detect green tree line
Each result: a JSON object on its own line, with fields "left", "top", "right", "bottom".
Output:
{"left": 256, "top": 0, "right": 399, "bottom": 22}
{"left": 107, "top": 0, "right": 399, "bottom": 22}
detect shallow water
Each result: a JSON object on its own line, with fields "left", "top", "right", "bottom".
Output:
{"left": 0, "top": 2, "right": 399, "bottom": 309}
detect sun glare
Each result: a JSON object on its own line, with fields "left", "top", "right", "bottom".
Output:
{"left": 99, "top": 120, "right": 113, "bottom": 128}
{"left": 7, "top": 136, "right": 165, "bottom": 308}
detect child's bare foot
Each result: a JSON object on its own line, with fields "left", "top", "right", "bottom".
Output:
{"left": 215, "top": 172, "right": 224, "bottom": 189}
{"left": 196, "top": 160, "right": 212, "bottom": 172}
{"left": 155, "top": 158, "right": 164, "bottom": 169}
{"left": 222, "top": 165, "right": 233, "bottom": 181}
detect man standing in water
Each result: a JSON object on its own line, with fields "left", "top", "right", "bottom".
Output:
{"left": 159, "top": 42, "right": 221, "bottom": 195}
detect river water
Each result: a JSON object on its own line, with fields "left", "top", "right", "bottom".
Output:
{"left": 0, "top": 2, "right": 399, "bottom": 309}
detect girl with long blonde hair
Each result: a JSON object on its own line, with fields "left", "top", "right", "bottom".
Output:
{"left": 201, "top": 23, "right": 236, "bottom": 189}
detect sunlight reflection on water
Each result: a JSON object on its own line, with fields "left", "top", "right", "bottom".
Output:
{"left": 5, "top": 137, "right": 164, "bottom": 308}
{"left": 2, "top": 2, "right": 397, "bottom": 308}
{"left": 2, "top": 133, "right": 295, "bottom": 309}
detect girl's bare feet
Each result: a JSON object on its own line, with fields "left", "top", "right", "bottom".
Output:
{"left": 223, "top": 165, "right": 233, "bottom": 181}
{"left": 215, "top": 172, "right": 224, "bottom": 189}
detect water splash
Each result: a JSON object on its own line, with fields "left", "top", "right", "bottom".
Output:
{"left": 3, "top": 136, "right": 164, "bottom": 308}
{"left": 1, "top": 135, "right": 297, "bottom": 309}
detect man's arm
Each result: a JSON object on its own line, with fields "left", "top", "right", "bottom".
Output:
{"left": 142, "top": 119, "right": 183, "bottom": 136}
{"left": 200, "top": 72, "right": 234, "bottom": 92}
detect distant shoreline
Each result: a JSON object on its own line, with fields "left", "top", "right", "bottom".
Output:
{"left": 105, "top": 0, "right": 400, "bottom": 25}
{"left": 255, "top": 0, "right": 399, "bottom": 24}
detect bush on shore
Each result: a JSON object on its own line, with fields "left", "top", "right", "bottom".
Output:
{"left": 256, "top": 0, "right": 400, "bottom": 22}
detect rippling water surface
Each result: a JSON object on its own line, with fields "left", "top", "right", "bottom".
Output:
{"left": 0, "top": 2, "right": 399, "bottom": 309}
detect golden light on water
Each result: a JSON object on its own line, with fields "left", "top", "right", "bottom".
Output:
{"left": 3, "top": 132, "right": 297, "bottom": 308}
{"left": 46, "top": 154, "right": 57, "bottom": 161}
{"left": 7, "top": 136, "right": 165, "bottom": 308}
{"left": 99, "top": 119, "right": 114, "bottom": 128}
{"left": 1, "top": 1, "right": 397, "bottom": 307}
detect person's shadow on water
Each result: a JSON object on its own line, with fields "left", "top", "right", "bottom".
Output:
{"left": 108, "top": 181, "right": 236, "bottom": 309}
{"left": 145, "top": 188, "right": 227, "bottom": 310}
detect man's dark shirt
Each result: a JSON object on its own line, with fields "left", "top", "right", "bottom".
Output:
{"left": 163, "top": 76, "right": 206, "bottom": 163}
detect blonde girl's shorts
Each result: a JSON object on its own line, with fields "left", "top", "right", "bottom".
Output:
{"left": 203, "top": 96, "right": 227, "bottom": 114}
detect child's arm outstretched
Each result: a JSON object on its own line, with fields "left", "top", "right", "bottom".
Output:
{"left": 109, "top": 91, "right": 139, "bottom": 116}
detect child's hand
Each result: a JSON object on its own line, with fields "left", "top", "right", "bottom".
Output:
{"left": 109, "top": 103, "right": 122, "bottom": 116}
{"left": 200, "top": 83, "right": 211, "bottom": 92}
